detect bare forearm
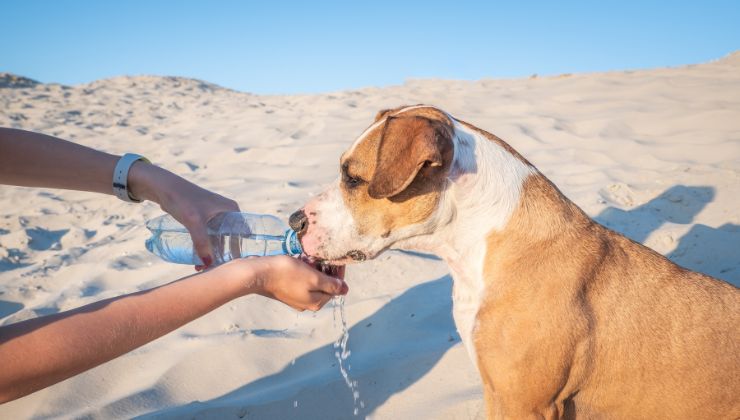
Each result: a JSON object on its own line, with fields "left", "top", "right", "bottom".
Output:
{"left": 0, "top": 128, "right": 217, "bottom": 215}
{"left": 0, "top": 261, "right": 251, "bottom": 403}
{"left": 0, "top": 128, "right": 120, "bottom": 194}
{"left": 0, "top": 127, "right": 243, "bottom": 263}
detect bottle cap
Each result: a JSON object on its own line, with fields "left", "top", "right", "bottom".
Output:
{"left": 284, "top": 229, "right": 303, "bottom": 256}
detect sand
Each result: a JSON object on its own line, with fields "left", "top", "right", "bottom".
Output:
{"left": 0, "top": 52, "right": 738, "bottom": 419}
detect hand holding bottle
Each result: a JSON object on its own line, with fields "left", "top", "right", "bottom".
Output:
{"left": 128, "top": 162, "right": 240, "bottom": 267}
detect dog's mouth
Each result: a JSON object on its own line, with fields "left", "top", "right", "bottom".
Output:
{"left": 318, "top": 262, "right": 346, "bottom": 279}
{"left": 303, "top": 249, "right": 367, "bottom": 276}
{"left": 302, "top": 256, "right": 346, "bottom": 279}
{"left": 345, "top": 250, "right": 367, "bottom": 261}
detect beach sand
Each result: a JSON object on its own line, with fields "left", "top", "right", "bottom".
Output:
{"left": 1, "top": 52, "right": 738, "bottom": 419}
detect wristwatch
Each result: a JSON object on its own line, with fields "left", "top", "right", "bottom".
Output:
{"left": 112, "top": 153, "right": 151, "bottom": 203}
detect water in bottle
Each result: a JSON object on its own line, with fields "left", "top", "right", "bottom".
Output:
{"left": 145, "top": 212, "right": 302, "bottom": 265}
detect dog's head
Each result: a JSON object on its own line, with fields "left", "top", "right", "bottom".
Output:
{"left": 291, "top": 105, "right": 456, "bottom": 264}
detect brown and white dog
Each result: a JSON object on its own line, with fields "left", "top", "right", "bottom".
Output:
{"left": 290, "top": 105, "right": 740, "bottom": 419}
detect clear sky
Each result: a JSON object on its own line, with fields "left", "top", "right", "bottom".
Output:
{"left": 2, "top": 1, "right": 738, "bottom": 94}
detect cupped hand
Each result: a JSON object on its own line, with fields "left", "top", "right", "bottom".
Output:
{"left": 239, "top": 256, "right": 348, "bottom": 312}
{"left": 128, "top": 162, "right": 239, "bottom": 266}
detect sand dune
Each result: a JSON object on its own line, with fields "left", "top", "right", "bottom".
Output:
{"left": 1, "top": 52, "right": 739, "bottom": 418}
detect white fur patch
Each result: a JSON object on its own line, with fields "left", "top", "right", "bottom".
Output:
{"left": 448, "top": 120, "right": 534, "bottom": 367}
{"left": 307, "top": 179, "right": 361, "bottom": 259}
{"left": 400, "top": 116, "right": 535, "bottom": 367}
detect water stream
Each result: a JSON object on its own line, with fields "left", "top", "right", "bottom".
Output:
{"left": 333, "top": 296, "right": 364, "bottom": 416}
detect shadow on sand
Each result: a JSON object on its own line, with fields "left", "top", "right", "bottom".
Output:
{"left": 142, "top": 275, "right": 459, "bottom": 420}
{"left": 595, "top": 185, "right": 739, "bottom": 286}
{"left": 0, "top": 300, "right": 24, "bottom": 319}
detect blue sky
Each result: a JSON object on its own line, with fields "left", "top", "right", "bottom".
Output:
{"left": 2, "top": 1, "right": 738, "bottom": 94}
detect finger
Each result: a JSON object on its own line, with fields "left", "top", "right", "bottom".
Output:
{"left": 225, "top": 198, "right": 241, "bottom": 212}
{"left": 317, "top": 292, "right": 334, "bottom": 309}
{"left": 334, "top": 265, "right": 346, "bottom": 280}
{"left": 313, "top": 272, "right": 348, "bottom": 296}
{"left": 308, "top": 291, "right": 334, "bottom": 311}
{"left": 188, "top": 224, "right": 214, "bottom": 267}
{"left": 205, "top": 197, "right": 240, "bottom": 222}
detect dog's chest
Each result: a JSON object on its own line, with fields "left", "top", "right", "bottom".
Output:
{"left": 449, "top": 260, "right": 485, "bottom": 366}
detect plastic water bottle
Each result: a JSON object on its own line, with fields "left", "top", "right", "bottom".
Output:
{"left": 145, "top": 212, "right": 302, "bottom": 265}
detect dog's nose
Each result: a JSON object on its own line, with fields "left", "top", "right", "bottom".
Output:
{"left": 289, "top": 209, "right": 308, "bottom": 233}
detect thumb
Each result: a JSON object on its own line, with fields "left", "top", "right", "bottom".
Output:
{"left": 315, "top": 273, "right": 349, "bottom": 296}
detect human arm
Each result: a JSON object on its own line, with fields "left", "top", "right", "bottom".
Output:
{"left": 0, "top": 128, "right": 237, "bottom": 264}
{"left": 0, "top": 256, "right": 348, "bottom": 403}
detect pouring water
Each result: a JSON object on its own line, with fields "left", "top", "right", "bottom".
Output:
{"left": 333, "top": 295, "right": 365, "bottom": 416}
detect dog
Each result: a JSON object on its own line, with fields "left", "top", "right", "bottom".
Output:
{"left": 290, "top": 105, "right": 740, "bottom": 419}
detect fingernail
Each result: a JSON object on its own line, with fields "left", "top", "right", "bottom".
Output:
{"left": 195, "top": 265, "right": 204, "bottom": 272}
{"left": 202, "top": 256, "right": 213, "bottom": 267}
{"left": 340, "top": 282, "right": 349, "bottom": 295}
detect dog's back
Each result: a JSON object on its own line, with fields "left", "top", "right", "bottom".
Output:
{"left": 573, "top": 226, "right": 740, "bottom": 419}
{"left": 579, "top": 227, "right": 740, "bottom": 418}
{"left": 476, "top": 172, "right": 739, "bottom": 419}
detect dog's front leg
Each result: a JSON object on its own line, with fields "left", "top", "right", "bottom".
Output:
{"left": 480, "top": 374, "right": 502, "bottom": 419}
{"left": 475, "top": 308, "right": 588, "bottom": 420}
{"left": 479, "top": 367, "right": 563, "bottom": 420}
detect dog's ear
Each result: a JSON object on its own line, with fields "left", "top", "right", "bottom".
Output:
{"left": 374, "top": 104, "right": 427, "bottom": 122}
{"left": 374, "top": 109, "right": 392, "bottom": 122}
{"left": 368, "top": 116, "right": 452, "bottom": 199}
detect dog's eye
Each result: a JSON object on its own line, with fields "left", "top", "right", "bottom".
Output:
{"left": 341, "top": 163, "right": 365, "bottom": 189}
{"left": 344, "top": 174, "right": 363, "bottom": 188}
{"left": 342, "top": 170, "right": 364, "bottom": 188}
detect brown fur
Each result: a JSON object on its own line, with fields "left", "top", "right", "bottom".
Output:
{"left": 368, "top": 116, "right": 452, "bottom": 199}
{"left": 477, "top": 174, "right": 740, "bottom": 419}
{"left": 338, "top": 109, "right": 453, "bottom": 237}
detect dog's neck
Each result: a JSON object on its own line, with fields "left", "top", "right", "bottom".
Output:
{"left": 399, "top": 120, "right": 536, "bottom": 278}
{"left": 394, "top": 120, "right": 535, "bottom": 363}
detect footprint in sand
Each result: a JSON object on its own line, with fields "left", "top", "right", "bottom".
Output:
{"left": 289, "top": 120, "right": 325, "bottom": 140}
{"left": 0, "top": 248, "right": 30, "bottom": 271}
{"left": 110, "top": 253, "right": 153, "bottom": 271}
{"left": 599, "top": 183, "right": 636, "bottom": 207}
{"left": 25, "top": 227, "right": 68, "bottom": 251}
